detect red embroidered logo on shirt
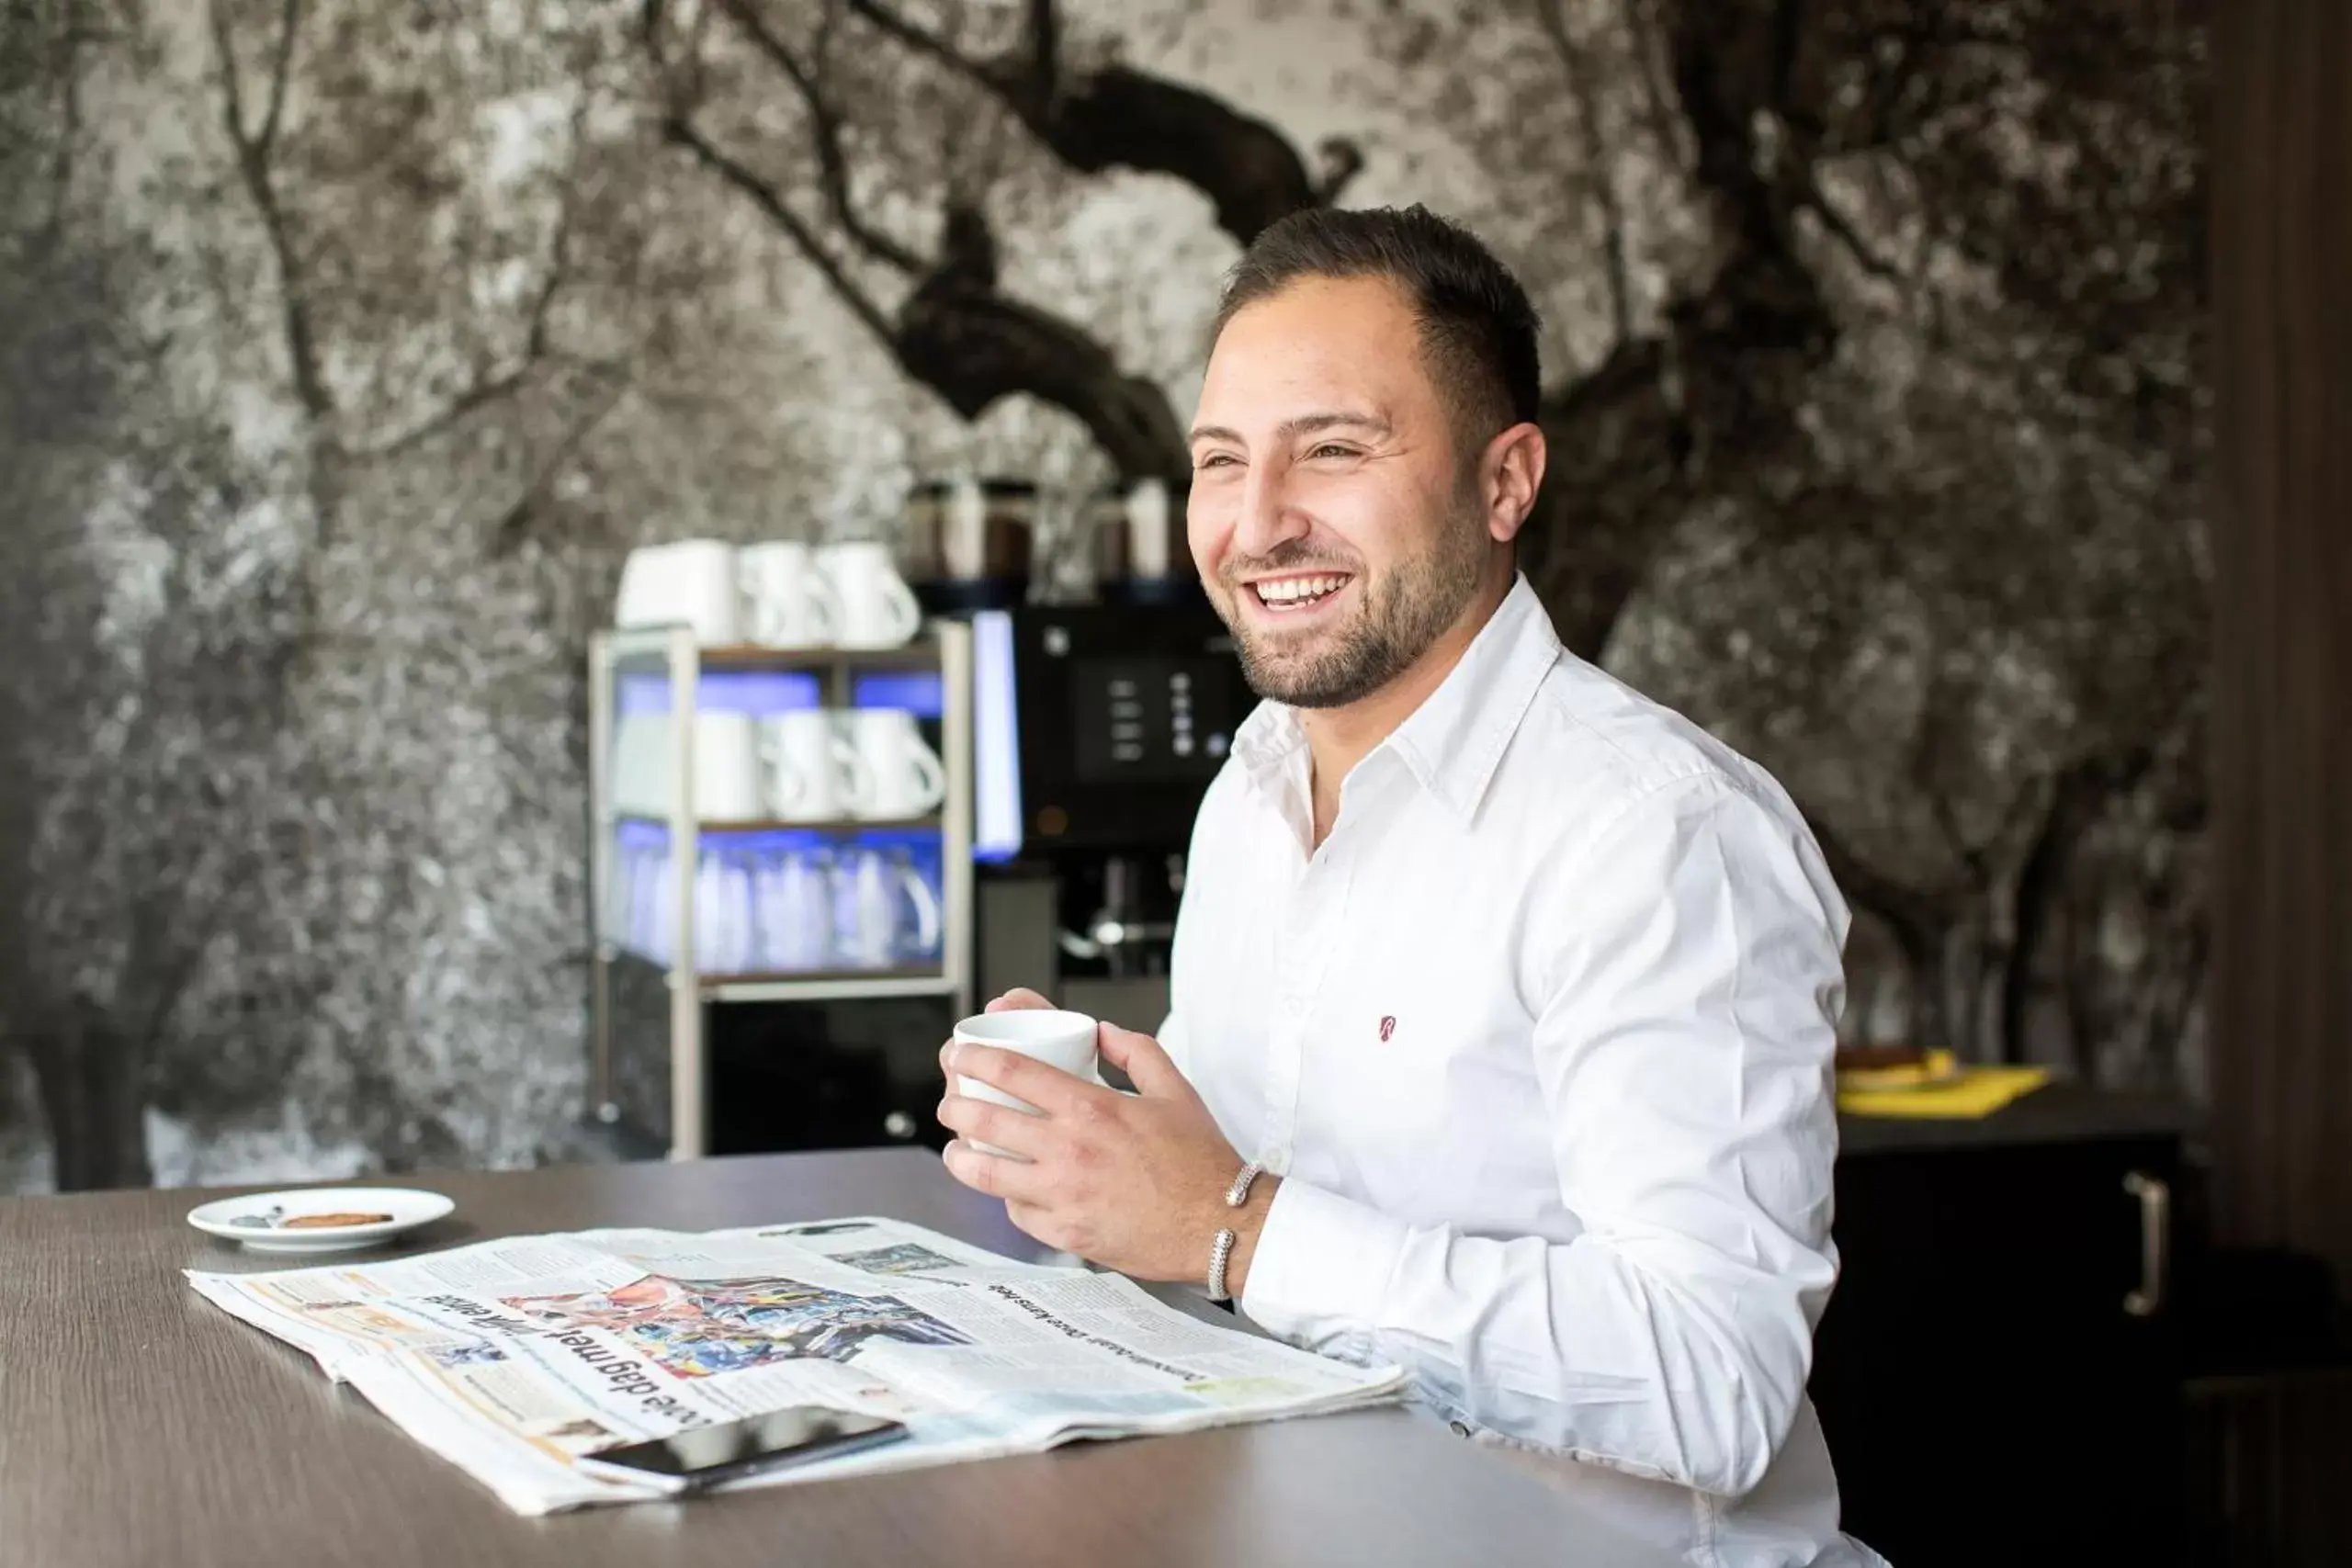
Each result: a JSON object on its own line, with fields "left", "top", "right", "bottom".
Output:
{"left": 1378, "top": 1015, "right": 1396, "bottom": 1043}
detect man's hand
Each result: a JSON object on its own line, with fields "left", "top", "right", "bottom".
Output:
{"left": 937, "top": 990, "right": 1274, "bottom": 1292}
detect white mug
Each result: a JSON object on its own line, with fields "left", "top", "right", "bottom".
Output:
{"left": 738, "top": 541, "right": 841, "bottom": 649}
{"left": 616, "top": 539, "right": 741, "bottom": 645}
{"left": 609, "top": 709, "right": 666, "bottom": 816}
{"left": 614, "top": 543, "right": 674, "bottom": 628}
{"left": 944, "top": 477, "right": 989, "bottom": 580}
{"left": 693, "top": 847, "right": 755, "bottom": 975}
{"left": 835, "top": 844, "right": 944, "bottom": 973}
{"left": 614, "top": 708, "right": 761, "bottom": 819}
{"left": 691, "top": 711, "right": 764, "bottom": 821}
{"left": 887, "top": 848, "right": 945, "bottom": 964}
{"left": 820, "top": 540, "right": 922, "bottom": 649}
{"left": 950, "top": 1009, "right": 1102, "bottom": 1158}
{"left": 751, "top": 840, "right": 834, "bottom": 972}
{"left": 838, "top": 708, "right": 945, "bottom": 819}
{"left": 760, "top": 709, "right": 874, "bottom": 822}
{"left": 629, "top": 840, "right": 674, "bottom": 962}
{"left": 1125, "top": 478, "right": 1171, "bottom": 580}
{"left": 631, "top": 844, "right": 665, "bottom": 963}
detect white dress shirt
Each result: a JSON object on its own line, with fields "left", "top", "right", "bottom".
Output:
{"left": 1160, "top": 575, "right": 1886, "bottom": 1568}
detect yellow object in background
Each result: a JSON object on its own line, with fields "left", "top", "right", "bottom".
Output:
{"left": 1836, "top": 1048, "right": 2052, "bottom": 1119}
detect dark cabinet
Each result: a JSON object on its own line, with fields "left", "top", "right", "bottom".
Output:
{"left": 703, "top": 996, "right": 956, "bottom": 1157}
{"left": 1810, "top": 1088, "right": 2188, "bottom": 1567}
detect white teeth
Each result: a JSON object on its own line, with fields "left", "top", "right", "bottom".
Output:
{"left": 1255, "top": 574, "right": 1348, "bottom": 604}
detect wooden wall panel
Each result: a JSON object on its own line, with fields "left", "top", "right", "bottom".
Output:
{"left": 2210, "top": 0, "right": 2352, "bottom": 1285}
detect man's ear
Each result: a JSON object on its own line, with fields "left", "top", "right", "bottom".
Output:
{"left": 1483, "top": 422, "right": 1547, "bottom": 544}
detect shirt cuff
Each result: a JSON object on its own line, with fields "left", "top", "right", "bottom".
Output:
{"left": 1238, "top": 1177, "right": 1410, "bottom": 1345}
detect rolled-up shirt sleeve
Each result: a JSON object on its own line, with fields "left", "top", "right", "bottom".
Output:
{"left": 1239, "top": 773, "right": 1848, "bottom": 1498}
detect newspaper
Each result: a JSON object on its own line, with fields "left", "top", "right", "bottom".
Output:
{"left": 187, "top": 1215, "right": 1407, "bottom": 1514}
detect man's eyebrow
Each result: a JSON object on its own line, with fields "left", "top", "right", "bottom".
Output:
{"left": 1187, "top": 411, "right": 1394, "bottom": 446}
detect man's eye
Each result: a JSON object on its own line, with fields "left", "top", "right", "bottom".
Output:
{"left": 1307, "top": 444, "right": 1357, "bottom": 460}
{"left": 1196, "top": 453, "right": 1239, "bottom": 469}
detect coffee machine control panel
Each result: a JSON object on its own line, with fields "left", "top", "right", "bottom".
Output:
{"left": 973, "top": 603, "right": 1254, "bottom": 856}
{"left": 1071, "top": 658, "right": 1232, "bottom": 784}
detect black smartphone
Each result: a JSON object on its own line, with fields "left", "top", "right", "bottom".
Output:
{"left": 573, "top": 1406, "right": 910, "bottom": 1495}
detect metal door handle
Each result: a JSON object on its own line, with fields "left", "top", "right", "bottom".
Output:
{"left": 2122, "top": 1171, "right": 2169, "bottom": 1317}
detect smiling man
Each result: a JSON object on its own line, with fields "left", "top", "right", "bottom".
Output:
{"left": 937, "top": 206, "right": 1882, "bottom": 1566}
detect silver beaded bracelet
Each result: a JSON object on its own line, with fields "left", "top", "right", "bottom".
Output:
{"left": 1206, "top": 1161, "right": 1265, "bottom": 1302}
{"left": 1206, "top": 1228, "right": 1238, "bottom": 1302}
{"left": 1225, "top": 1160, "right": 1264, "bottom": 1210}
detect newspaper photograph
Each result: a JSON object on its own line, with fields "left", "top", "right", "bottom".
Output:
{"left": 187, "top": 1216, "right": 1407, "bottom": 1514}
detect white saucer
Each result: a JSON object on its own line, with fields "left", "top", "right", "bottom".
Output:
{"left": 187, "top": 1187, "right": 456, "bottom": 1255}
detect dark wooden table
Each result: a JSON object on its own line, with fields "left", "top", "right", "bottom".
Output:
{"left": 0, "top": 1148, "right": 1669, "bottom": 1567}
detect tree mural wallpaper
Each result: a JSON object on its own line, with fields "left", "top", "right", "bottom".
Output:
{"left": 0, "top": 0, "right": 2208, "bottom": 1191}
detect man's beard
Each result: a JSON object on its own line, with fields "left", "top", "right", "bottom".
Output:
{"left": 1220, "top": 491, "right": 1490, "bottom": 710}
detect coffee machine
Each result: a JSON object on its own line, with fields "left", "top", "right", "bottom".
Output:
{"left": 967, "top": 598, "right": 1256, "bottom": 1034}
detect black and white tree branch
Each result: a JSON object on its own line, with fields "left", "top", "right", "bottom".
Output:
{"left": 842, "top": 0, "right": 1359, "bottom": 243}
{"left": 207, "top": 0, "right": 331, "bottom": 427}
{"left": 712, "top": 0, "right": 925, "bottom": 274}
{"left": 663, "top": 110, "right": 900, "bottom": 345}
{"left": 1536, "top": 0, "right": 1634, "bottom": 344}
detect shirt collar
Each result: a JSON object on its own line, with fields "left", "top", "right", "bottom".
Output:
{"left": 1228, "top": 573, "right": 1563, "bottom": 824}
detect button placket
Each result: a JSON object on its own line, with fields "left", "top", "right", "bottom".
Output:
{"left": 1257, "top": 840, "right": 1353, "bottom": 1176}
{"left": 1255, "top": 856, "right": 1308, "bottom": 1172}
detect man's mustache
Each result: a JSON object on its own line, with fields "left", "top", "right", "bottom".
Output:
{"left": 1218, "top": 542, "right": 1363, "bottom": 586}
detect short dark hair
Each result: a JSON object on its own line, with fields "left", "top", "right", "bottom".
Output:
{"left": 1212, "top": 205, "right": 1543, "bottom": 452}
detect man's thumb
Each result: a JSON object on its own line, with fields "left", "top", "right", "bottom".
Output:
{"left": 1095, "top": 1022, "right": 1188, "bottom": 1100}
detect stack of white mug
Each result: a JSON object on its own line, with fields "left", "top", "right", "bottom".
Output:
{"left": 606, "top": 702, "right": 949, "bottom": 972}
{"left": 611, "top": 704, "right": 945, "bottom": 824}
{"left": 607, "top": 536, "right": 951, "bottom": 973}
{"left": 610, "top": 829, "right": 944, "bottom": 976}
{"left": 615, "top": 538, "right": 922, "bottom": 649}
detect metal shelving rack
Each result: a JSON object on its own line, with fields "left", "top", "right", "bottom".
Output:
{"left": 585, "top": 622, "right": 974, "bottom": 1157}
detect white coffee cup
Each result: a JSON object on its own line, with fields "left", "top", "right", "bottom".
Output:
{"left": 616, "top": 539, "right": 741, "bottom": 645}
{"left": 759, "top": 709, "right": 874, "bottom": 822}
{"left": 694, "top": 847, "right": 756, "bottom": 975}
{"left": 636, "top": 843, "right": 673, "bottom": 963}
{"left": 944, "top": 476, "right": 989, "bottom": 580}
{"left": 835, "top": 843, "right": 944, "bottom": 970}
{"left": 614, "top": 543, "right": 675, "bottom": 628}
{"left": 610, "top": 709, "right": 665, "bottom": 816}
{"left": 621, "top": 835, "right": 674, "bottom": 961}
{"left": 613, "top": 707, "right": 761, "bottom": 819}
{"left": 1125, "top": 478, "right": 1171, "bottom": 580}
{"left": 951, "top": 1009, "right": 1102, "bottom": 1158}
{"left": 838, "top": 708, "right": 946, "bottom": 819}
{"left": 691, "top": 711, "right": 763, "bottom": 820}
{"left": 751, "top": 838, "right": 835, "bottom": 972}
{"left": 739, "top": 541, "right": 841, "bottom": 649}
{"left": 820, "top": 540, "right": 922, "bottom": 649}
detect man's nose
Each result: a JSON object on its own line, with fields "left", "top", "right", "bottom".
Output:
{"left": 1233, "top": 461, "right": 1308, "bottom": 561}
